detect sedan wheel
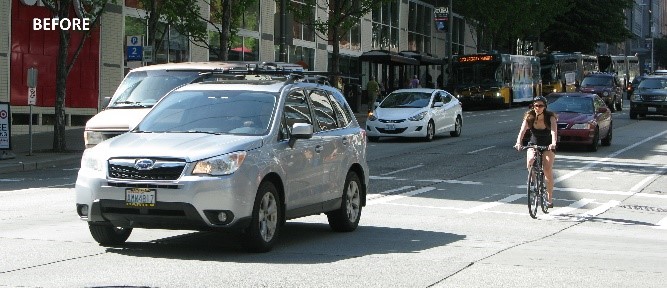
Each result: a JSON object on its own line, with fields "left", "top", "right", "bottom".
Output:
{"left": 450, "top": 116, "right": 462, "bottom": 137}
{"left": 327, "top": 171, "right": 362, "bottom": 232}
{"left": 243, "top": 181, "right": 281, "bottom": 253}
{"left": 588, "top": 128, "right": 600, "bottom": 152}
{"left": 424, "top": 121, "right": 435, "bottom": 142}
{"left": 601, "top": 124, "right": 612, "bottom": 146}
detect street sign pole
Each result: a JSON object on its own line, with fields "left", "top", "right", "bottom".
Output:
{"left": 27, "top": 67, "right": 38, "bottom": 156}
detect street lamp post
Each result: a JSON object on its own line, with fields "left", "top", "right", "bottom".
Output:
{"left": 650, "top": 0, "right": 654, "bottom": 73}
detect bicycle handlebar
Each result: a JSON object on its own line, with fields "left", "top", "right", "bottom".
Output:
{"left": 519, "top": 144, "right": 551, "bottom": 151}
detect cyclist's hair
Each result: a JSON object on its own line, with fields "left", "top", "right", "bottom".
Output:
{"left": 524, "top": 108, "right": 556, "bottom": 129}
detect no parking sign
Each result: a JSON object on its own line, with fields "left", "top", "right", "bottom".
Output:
{"left": 0, "top": 102, "right": 10, "bottom": 150}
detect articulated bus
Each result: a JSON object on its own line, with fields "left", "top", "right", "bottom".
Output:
{"left": 577, "top": 53, "right": 598, "bottom": 78}
{"left": 449, "top": 53, "right": 540, "bottom": 108}
{"left": 599, "top": 55, "right": 641, "bottom": 91}
{"left": 540, "top": 52, "right": 579, "bottom": 94}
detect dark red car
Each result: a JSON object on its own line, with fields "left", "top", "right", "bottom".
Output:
{"left": 546, "top": 93, "right": 613, "bottom": 152}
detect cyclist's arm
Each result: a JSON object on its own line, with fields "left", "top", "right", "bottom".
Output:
{"left": 515, "top": 118, "right": 529, "bottom": 149}
{"left": 549, "top": 115, "right": 558, "bottom": 149}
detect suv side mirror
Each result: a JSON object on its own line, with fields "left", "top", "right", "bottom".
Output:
{"left": 288, "top": 123, "right": 313, "bottom": 148}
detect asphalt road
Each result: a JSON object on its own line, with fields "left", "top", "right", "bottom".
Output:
{"left": 1, "top": 104, "right": 666, "bottom": 287}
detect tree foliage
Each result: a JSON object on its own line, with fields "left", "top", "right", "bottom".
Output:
{"left": 540, "top": 0, "right": 634, "bottom": 53}
{"left": 41, "top": 0, "right": 113, "bottom": 152}
{"left": 287, "top": 0, "right": 390, "bottom": 78}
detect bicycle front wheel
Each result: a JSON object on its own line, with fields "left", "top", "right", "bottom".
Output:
{"left": 527, "top": 166, "right": 539, "bottom": 219}
{"left": 540, "top": 173, "right": 549, "bottom": 214}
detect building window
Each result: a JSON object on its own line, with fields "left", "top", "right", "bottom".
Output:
{"left": 372, "top": 2, "right": 399, "bottom": 51}
{"left": 274, "top": 45, "right": 315, "bottom": 69}
{"left": 338, "top": 20, "right": 361, "bottom": 50}
{"left": 289, "top": 0, "right": 315, "bottom": 42}
{"left": 407, "top": 1, "right": 432, "bottom": 54}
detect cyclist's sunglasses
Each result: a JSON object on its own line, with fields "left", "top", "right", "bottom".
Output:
{"left": 533, "top": 103, "right": 545, "bottom": 108}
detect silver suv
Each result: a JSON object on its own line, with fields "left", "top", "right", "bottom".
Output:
{"left": 75, "top": 70, "right": 369, "bottom": 252}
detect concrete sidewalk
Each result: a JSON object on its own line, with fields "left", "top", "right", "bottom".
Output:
{"left": 0, "top": 128, "right": 85, "bottom": 175}
{"left": 0, "top": 111, "right": 368, "bottom": 175}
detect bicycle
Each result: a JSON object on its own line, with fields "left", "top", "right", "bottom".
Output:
{"left": 521, "top": 144, "right": 551, "bottom": 218}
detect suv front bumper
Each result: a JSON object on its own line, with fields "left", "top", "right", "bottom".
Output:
{"left": 630, "top": 101, "right": 667, "bottom": 116}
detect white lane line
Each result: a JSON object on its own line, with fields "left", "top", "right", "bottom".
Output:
{"left": 540, "top": 198, "right": 595, "bottom": 220}
{"left": 460, "top": 194, "right": 525, "bottom": 214}
{"left": 379, "top": 186, "right": 415, "bottom": 194}
{"left": 417, "top": 179, "right": 483, "bottom": 185}
{"left": 467, "top": 146, "right": 496, "bottom": 154}
{"left": 577, "top": 200, "right": 621, "bottom": 219}
{"left": 629, "top": 165, "right": 667, "bottom": 193}
{"left": 369, "top": 176, "right": 396, "bottom": 180}
{"left": 0, "top": 179, "right": 22, "bottom": 182}
{"left": 381, "top": 164, "right": 424, "bottom": 176}
{"left": 654, "top": 217, "right": 667, "bottom": 230}
{"left": 368, "top": 187, "right": 436, "bottom": 205}
{"left": 555, "top": 129, "right": 667, "bottom": 184}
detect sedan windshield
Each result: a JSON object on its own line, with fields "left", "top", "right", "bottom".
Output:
{"left": 547, "top": 96, "right": 594, "bottom": 114}
{"left": 637, "top": 78, "right": 667, "bottom": 90}
{"left": 135, "top": 90, "right": 277, "bottom": 136}
{"left": 380, "top": 92, "right": 432, "bottom": 108}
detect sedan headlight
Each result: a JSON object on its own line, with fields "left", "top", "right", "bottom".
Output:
{"left": 84, "top": 131, "right": 105, "bottom": 147}
{"left": 570, "top": 123, "right": 592, "bottom": 130}
{"left": 192, "top": 151, "right": 247, "bottom": 176}
{"left": 603, "top": 91, "right": 609, "bottom": 96}
{"left": 81, "top": 149, "right": 105, "bottom": 172}
{"left": 408, "top": 111, "right": 428, "bottom": 121}
{"left": 368, "top": 114, "right": 377, "bottom": 121}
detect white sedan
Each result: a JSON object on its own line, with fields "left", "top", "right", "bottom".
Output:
{"left": 366, "top": 88, "right": 462, "bottom": 142}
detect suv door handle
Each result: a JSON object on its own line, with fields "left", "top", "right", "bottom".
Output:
{"left": 315, "top": 145, "right": 323, "bottom": 153}
{"left": 341, "top": 137, "right": 349, "bottom": 145}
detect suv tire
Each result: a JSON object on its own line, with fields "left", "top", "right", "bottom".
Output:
{"left": 615, "top": 97, "right": 623, "bottom": 111}
{"left": 327, "top": 171, "right": 362, "bottom": 232}
{"left": 243, "top": 181, "right": 281, "bottom": 253}
{"left": 88, "top": 223, "right": 132, "bottom": 246}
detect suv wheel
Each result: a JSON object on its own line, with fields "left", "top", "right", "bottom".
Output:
{"left": 88, "top": 223, "right": 132, "bottom": 246}
{"left": 243, "top": 181, "right": 281, "bottom": 253}
{"left": 327, "top": 171, "right": 362, "bottom": 232}
{"left": 630, "top": 109, "right": 638, "bottom": 119}
{"left": 608, "top": 101, "right": 616, "bottom": 112}
{"left": 615, "top": 97, "right": 623, "bottom": 111}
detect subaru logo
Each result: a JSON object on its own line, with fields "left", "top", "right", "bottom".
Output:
{"left": 134, "top": 159, "right": 155, "bottom": 170}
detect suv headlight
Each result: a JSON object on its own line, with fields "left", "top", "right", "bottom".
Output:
{"left": 632, "top": 94, "right": 643, "bottom": 101}
{"left": 408, "top": 111, "right": 428, "bottom": 121}
{"left": 570, "top": 123, "right": 592, "bottom": 130}
{"left": 84, "top": 131, "right": 105, "bottom": 147}
{"left": 603, "top": 91, "right": 609, "bottom": 96}
{"left": 192, "top": 151, "right": 247, "bottom": 176}
{"left": 81, "top": 149, "right": 105, "bottom": 172}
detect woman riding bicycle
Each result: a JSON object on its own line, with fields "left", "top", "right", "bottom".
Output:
{"left": 514, "top": 96, "right": 558, "bottom": 208}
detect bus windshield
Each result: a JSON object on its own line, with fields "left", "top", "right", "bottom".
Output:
{"left": 452, "top": 62, "right": 501, "bottom": 87}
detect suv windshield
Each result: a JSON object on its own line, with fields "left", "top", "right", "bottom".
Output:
{"left": 108, "top": 70, "right": 202, "bottom": 108}
{"left": 637, "top": 78, "right": 667, "bottom": 90}
{"left": 135, "top": 90, "right": 277, "bottom": 136}
{"left": 581, "top": 76, "right": 612, "bottom": 87}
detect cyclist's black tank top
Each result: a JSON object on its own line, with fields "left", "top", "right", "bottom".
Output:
{"left": 530, "top": 114, "right": 552, "bottom": 146}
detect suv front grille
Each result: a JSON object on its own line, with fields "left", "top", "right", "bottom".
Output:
{"left": 108, "top": 158, "right": 186, "bottom": 180}
{"left": 640, "top": 95, "right": 666, "bottom": 102}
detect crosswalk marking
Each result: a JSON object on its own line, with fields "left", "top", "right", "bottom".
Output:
{"left": 367, "top": 187, "right": 436, "bottom": 205}
{"left": 539, "top": 198, "right": 595, "bottom": 220}
{"left": 654, "top": 217, "right": 667, "bottom": 230}
{"left": 460, "top": 194, "right": 525, "bottom": 214}
{"left": 379, "top": 186, "right": 415, "bottom": 195}
{"left": 577, "top": 200, "right": 621, "bottom": 219}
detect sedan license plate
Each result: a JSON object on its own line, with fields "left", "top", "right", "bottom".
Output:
{"left": 385, "top": 124, "right": 396, "bottom": 130}
{"left": 125, "top": 188, "right": 156, "bottom": 207}
{"left": 648, "top": 107, "right": 657, "bottom": 112}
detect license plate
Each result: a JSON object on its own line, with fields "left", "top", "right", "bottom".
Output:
{"left": 648, "top": 107, "right": 657, "bottom": 112}
{"left": 385, "top": 124, "right": 395, "bottom": 130}
{"left": 125, "top": 188, "right": 156, "bottom": 207}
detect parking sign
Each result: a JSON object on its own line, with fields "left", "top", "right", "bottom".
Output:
{"left": 0, "top": 103, "right": 10, "bottom": 150}
{"left": 126, "top": 35, "right": 143, "bottom": 61}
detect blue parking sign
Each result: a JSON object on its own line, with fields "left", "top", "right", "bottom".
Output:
{"left": 127, "top": 45, "right": 143, "bottom": 61}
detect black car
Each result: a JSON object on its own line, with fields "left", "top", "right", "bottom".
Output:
{"left": 577, "top": 72, "right": 623, "bottom": 112}
{"left": 629, "top": 75, "right": 667, "bottom": 119}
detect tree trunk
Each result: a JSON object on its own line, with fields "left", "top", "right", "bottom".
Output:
{"left": 52, "top": 2, "right": 72, "bottom": 152}
{"left": 219, "top": 0, "right": 231, "bottom": 60}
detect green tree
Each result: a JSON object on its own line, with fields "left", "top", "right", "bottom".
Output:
{"left": 288, "top": 0, "right": 390, "bottom": 80}
{"left": 454, "top": 0, "right": 570, "bottom": 53}
{"left": 540, "top": 0, "right": 634, "bottom": 53}
{"left": 41, "top": 0, "right": 114, "bottom": 152}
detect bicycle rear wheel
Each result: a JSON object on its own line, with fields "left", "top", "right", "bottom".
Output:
{"left": 527, "top": 166, "right": 539, "bottom": 219}
{"left": 540, "top": 174, "right": 549, "bottom": 214}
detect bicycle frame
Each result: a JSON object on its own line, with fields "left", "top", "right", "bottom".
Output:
{"left": 523, "top": 145, "right": 550, "bottom": 218}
